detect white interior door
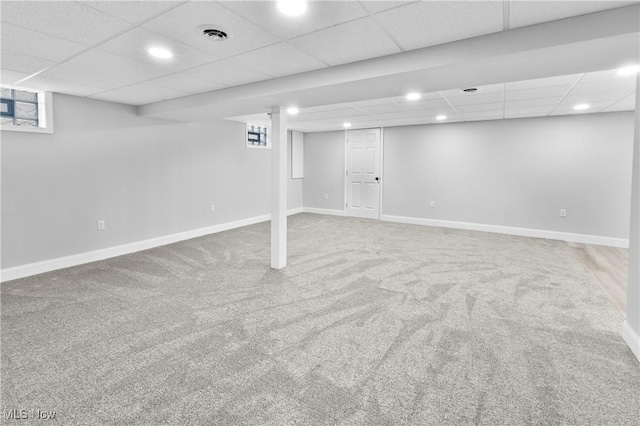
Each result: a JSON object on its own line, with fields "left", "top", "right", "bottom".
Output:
{"left": 346, "top": 128, "right": 381, "bottom": 219}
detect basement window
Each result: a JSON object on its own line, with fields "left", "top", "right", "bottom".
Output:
{"left": 0, "top": 86, "right": 53, "bottom": 134}
{"left": 246, "top": 123, "right": 271, "bottom": 149}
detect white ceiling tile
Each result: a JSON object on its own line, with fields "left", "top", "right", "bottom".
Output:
{"left": 446, "top": 92, "right": 504, "bottom": 107}
{"left": 302, "top": 103, "right": 355, "bottom": 112}
{"left": 360, "top": 1, "right": 417, "bottom": 14}
{"left": 1, "top": 23, "right": 87, "bottom": 62}
{"left": 505, "top": 85, "right": 573, "bottom": 101}
{"left": 288, "top": 17, "right": 401, "bottom": 66}
{"left": 38, "top": 63, "right": 133, "bottom": 90}
{"left": 223, "top": 1, "right": 369, "bottom": 40}
{"left": 580, "top": 68, "right": 635, "bottom": 82}
{"left": 568, "top": 79, "right": 636, "bottom": 96}
{"left": 142, "top": 2, "right": 280, "bottom": 58}
{"left": 509, "top": 1, "right": 638, "bottom": 29}
{"left": 230, "top": 43, "right": 327, "bottom": 78}
{"left": 403, "top": 97, "right": 452, "bottom": 111}
{"left": 183, "top": 60, "right": 272, "bottom": 86}
{"left": 456, "top": 103, "right": 504, "bottom": 114}
{"left": 20, "top": 74, "right": 104, "bottom": 97}
{"left": 374, "top": 1, "right": 503, "bottom": 51}
{"left": 504, "top": 105, "right": 555, "bottom": 115}
{"left": 1, "top": 1, "right": 130, "bottom": 45}
{"left": 505, "top": 74, "right": 582, "bottom": 90}
{"left": 601, "top": 99, "right": 636, "bottom": 112}
{"left": 144, "top": 74, "right": 227, "bottom": 94}
{"left": 98, "top": 27, "right": 220, "bottom": 72}
{"left": 562, "top": 92, "right": 634, "bottom": 104}
{"left": 79, "top": 1, "right": 178, "bottom": 24}
{"left": 505, "top": 97, "right": 563, "bottom": 109}
{"left": 463, "top": 111, "right": 504, "bottom": 121}
{"left": 551, "top": 101, "right": 615, "bottom": 114}
{"left": 506, "top": 111, "right": 549, "bottom": 119}
{"left": 0, "top": 51, "right": 55, "bottom": 75}
{"left": 96, "top": 81, "right": 192, "bottom": 102}
{"left": 89, "top": 91, "right": 163, "bottom": 106}
{"left": 62, "top": 49, "right": 172, "bottom": 82}
{"left": 0, "top": 69, "right": 30, "bottom": 85}
{"left": 357, "top": 103, "right": 405, "bottom": 114}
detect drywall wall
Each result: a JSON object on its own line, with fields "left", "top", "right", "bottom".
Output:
{"left": 382, "top": 112, "right": 634, "bottom": 239}
{"left": 1, "top": 93, "right": 302, "bottom": 269}
{"left": 303, "top": 131, "right": 345, "bottom": 211}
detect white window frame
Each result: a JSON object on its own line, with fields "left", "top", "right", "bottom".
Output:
{"left": 0, "top": 85, "right": 54, "bottom": 134}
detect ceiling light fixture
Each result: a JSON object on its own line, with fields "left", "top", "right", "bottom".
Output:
{"left": 277, "top": 0, "right": 307, "bottom": 16}
{"left": 406, "top": 93, "right": 421, "bottom": 101}
{"left": 343, "top": 122, "right": 352, "bottom": 128}
{"left": 287, "top": 107, "right": 299, "bottom": 115}
{"left": 148, "top": 47, "right": 173, "bottom": 59}
{"left": 436, "top": 115, "right": 447, "bottom": 121}
{"left": 573, "top": 103, "right": 590, "bottom": 111}
{"left": 618, "top": 65, "right": 640, "bottom": 76}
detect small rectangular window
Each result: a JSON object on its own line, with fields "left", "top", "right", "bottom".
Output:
{"left": 246, "top": 123, "right": 271, "bottom": 149}
{"left": 0, "top": 85, "right": 53, "bottom": 134}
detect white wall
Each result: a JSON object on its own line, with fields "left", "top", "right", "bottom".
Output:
{"left": 303, "top": 130, "right": 345, "bottom": 211}
{"left": 1, "top": 93, "right": 302, "bottom": 270}
{"left": 302, "top": 112, "right": 634, "bottom": 242}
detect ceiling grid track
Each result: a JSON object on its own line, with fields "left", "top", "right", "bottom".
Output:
{"left": 547, "top": 74, "right": 586, "bottom": 116}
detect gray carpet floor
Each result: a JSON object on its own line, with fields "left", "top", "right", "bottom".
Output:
{"left": 2, "top": 213, "right": 639, "bottom": 425}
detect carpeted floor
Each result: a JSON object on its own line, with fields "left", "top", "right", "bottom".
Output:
{"left": 2, "top": 213, "right": 639, "bottom": 425}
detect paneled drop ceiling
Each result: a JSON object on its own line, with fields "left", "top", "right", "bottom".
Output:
{"left": 1, "top": 0, "right": 638, "bottom": 108}
{"left": 226, "top": 68, "right": 637, "bottom": 132}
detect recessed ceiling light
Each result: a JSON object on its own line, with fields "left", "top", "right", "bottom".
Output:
{"left": 287, "top": 107, "right": 299, "bottom": 115}
{"left": 618, "top": 65, "right": 640, "bottom": 76}
{"left": 343, "top": 122, "right": 352, "bottom": 128}
{"left": 406, "top": 93, "right": 421, "bottom": 101}
{"left": 574, "top": 103, "right": 590, "bottom": 111}
{"left": 148, "top": 47, "right": 172, "bottom": 59}
{"left": 277, "top": 0, "right": 307, "bottom": 16}
{"left": 436, "top": 115, "right": 447, "bottom": 121}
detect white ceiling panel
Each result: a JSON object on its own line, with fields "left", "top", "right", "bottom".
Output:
{"left": 0, "top": 23, "right": 87, "bottom": 62}
{"left": 509, "top": 1, "right": 638, "bottom": 29}
{"left": 403, "top": 97, "right": 455, "bottom": 111}
{"left": 1, "top": 1, "right": 131, "bottom": 45}
{"left": 288, "top": 17, "right": 401, "bottom": 66}
{"left": 456, "top": 103, "right": 504, "bottom": 114}
{"left": 21, "top": 74, "right": 104, "bottom": 97}
{"left": 505, "top": 85, "right": 573, "bottom": 101}
{"left": 142, "top": 1, "right": 280, "bottom": 58}
{"left": 569, "top": 79, "right": 636, "bottom": 96}
{"left": 504, "top": 105, "right": 555, "bottom": 117}
{"left": 183, "top": 60, "right": 272, "bottom": 86}
{"left": 61, "top": 49, "right": 173, "bottom": 83}
{"left": 0, "top": 69, "right": 30, "bottom": 85}
{"left": 602, "top": 97, "right": 636, "bottom": 112}
{"left": 223, "top": 1, "right": 369, "bottom": 40}
{"left": 462, "top": 111, "right": 504, "bottom": 121}
{"left": 0, "top": 51, "right": 55, "bottom": 75}
{"left": 359, "top": 1, "right": 417, "bottom": 14}
{"left": 39, "top": 64, "right": 133, "bottom": 90}
{"left": 97, "top": 80, "right": 192, "bottom": 102}
{"left": 505, "top": 97, "right": 563, "bottom": 109}
{"left": 551, "top": 101, "right": 616, "bottom": 114}
{"left": 79, "top": 1, "right": 179, "bottom": 24}
{"left": 562, "top": 92, "right": 633, "bottom": 104}
{"left": 230, "top": 43, "right": 327, "bottom": 78}
{"left": 505, "top": 74, "right": 582, "bottom": 90}
{"left": 98, "top": 28, "right": 220, "bottom": 72}
{"left": 580, "top": 68, "right": 637, "bottom": 82}
{"left": 89, "top": 91, "right": 163, "bottom": 106}
{"left": 445, "top": 92, "right": 504, "bottom": 107}
{"left": 374, "top": 1, "right": 503, "bottom": 51}
{"left": 144, "top": 74, "right": 227, "bottom": 94}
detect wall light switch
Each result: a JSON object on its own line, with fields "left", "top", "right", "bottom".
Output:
{"left": 97, "top": 220, "right": 105, "bottom": 231}
{"left": 324, "top": 193, "right": 329, "bottom": 200}
{"left": 560, "top": 209, "right": 567, "bottom": 218}
{"left": 211, "top": 204, "right": 216, "bottom": 213}
{"left": 430, "top": 201, "right": 436, "bottom": 208}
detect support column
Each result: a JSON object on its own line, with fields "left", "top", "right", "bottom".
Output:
{"left": 624, "top": 71, "right": 640, "bottom": 362}
{"left": 271, "top": 107, "right": 287, "bottom": 269}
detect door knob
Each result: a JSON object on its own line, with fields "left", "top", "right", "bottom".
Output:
{"left": 375, "top": 177, "right": 379, "bottom": 181}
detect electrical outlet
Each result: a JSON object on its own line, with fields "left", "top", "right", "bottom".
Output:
{"left": 430, "top": 201, "right": 436, "bottom": 208}
{"left": 97, "top": 220, "right": 105, "bottom": 231}
{"left": 324, "top": 193, "right": 329, "bottom": 200}
{"left": 560, "top": 209, "right": 567, "bottom": 218}
{"left": 210, "top": 204, "right": 216, "bottom": 213}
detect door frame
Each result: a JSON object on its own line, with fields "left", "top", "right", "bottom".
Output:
{"left": 343, "top": 127, "right": 384, "bottom": 220}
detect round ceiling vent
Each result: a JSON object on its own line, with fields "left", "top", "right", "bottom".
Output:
{"left": 461, "top": 87, "right": 479, "bottom": 93}
{"left": 196, "top": 24, "right": 231, "bottom": 41}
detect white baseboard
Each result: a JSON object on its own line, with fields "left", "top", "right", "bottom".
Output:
{"left": 1, "top": 209, "right": 304, "bottom": 283}
{"left": 622, "top": 321, "right": 640, "bottom": 363}
{"left": 303, "top": 207, "right": 346, "bottom": 217}
{"left": 380, "top": 215, "right": 629, "bottom": 248}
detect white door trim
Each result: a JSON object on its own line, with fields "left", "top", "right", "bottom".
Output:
{"left": 344, "top": 127, "right": 382, "bottom": 220}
